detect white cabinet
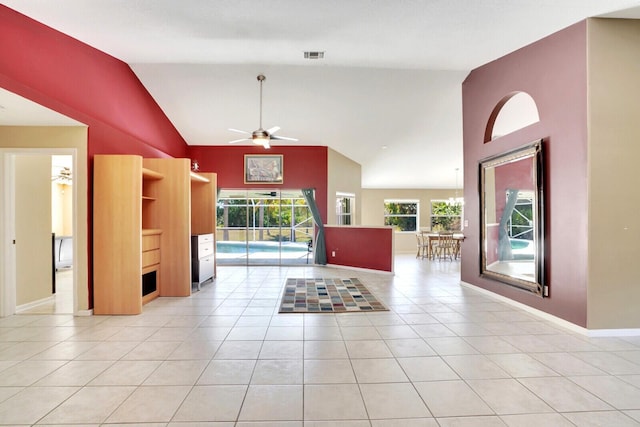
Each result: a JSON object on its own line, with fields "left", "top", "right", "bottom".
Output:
{"left": 192, "top": 233, "right": 215, "bottom": 289}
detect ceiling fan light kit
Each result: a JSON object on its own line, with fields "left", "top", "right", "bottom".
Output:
{"left": 228, "top": 74, "right": 298, "bottom": 149}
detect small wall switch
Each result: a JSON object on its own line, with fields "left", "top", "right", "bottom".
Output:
{"left": 331, "top": 251, "right": 336, "bottom": 257}
{"left": 464, "top": 220, "right": 469, "bottom": 227}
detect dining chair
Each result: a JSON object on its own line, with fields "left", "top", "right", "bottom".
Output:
{"left": 421, "top": 231, "right": 437, "bottom": 260}
{"left": 453, "top": 234, "right": 464, "bottom": 259}
{"left": 436, "top": 231, "right": 455, "bottom": 261}
{"left": 416, "top": 233, "right": 429, "bottom": 259}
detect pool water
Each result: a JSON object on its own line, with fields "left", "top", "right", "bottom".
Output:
{"left": 510, "top": 239, "right": 531, "bottom": 250}
{"left": 510, "top": 238, "right": 534, "bottom": 260}
{"left": 217, "top": 241, "right": 309, "bottom": 254}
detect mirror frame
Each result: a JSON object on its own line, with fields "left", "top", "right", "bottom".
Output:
{"left": 479, "top": 139, "right": 545, "bottom": 296}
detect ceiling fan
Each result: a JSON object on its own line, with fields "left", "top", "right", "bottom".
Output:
{"left": 51, "top": 166, "right": 72, "bottom": 184}
{"left": 228, "top": 74, "right": 298, "bottom": 149}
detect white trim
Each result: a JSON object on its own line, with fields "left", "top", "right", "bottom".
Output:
{"left": 585, "top": 328, "right": 640, "bottom": 338}
{"left": 0, "top": 153, "right": 16, "bottom": 317}
{"left": 325, "top": 263, "right": 394, "bottom": 275}
{"left": 336, "top": 191, "right": 355, "bottom": 198}
{"left": 384, "top": 199, "right": 419, "bottom": 203}
{"left": 16, "top": 295, "right": 54, "bottom": 313}
{"left": 460, "top": 281, "right": 640, "bottom": 337}
{"left": 76, "top": 309, "right": 93, "bottom": 316}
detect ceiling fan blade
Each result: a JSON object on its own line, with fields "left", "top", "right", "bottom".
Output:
{"left": 228, "top": 128, "right": 251, "bottom": 135}
{"left": 251, "top": 138, "right": 271, "bottom": 149}
{"left": 271, "top": 135, "right": 299, "bottom": 142}
{"left": 229, "top": 138, "right": 250, "bottom": 144}
{"left": 266, "top": 126, "right": 280, "bottom": 135}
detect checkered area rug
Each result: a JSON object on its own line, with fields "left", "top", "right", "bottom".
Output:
{"left": 279, "top": 278, "right": 388, "bottom": 313}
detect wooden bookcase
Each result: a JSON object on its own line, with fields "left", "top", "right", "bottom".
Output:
{"left": 93, "top": 155, "right": 146, "bottom": 315}
{"left": 93, "top": 155, "right": 216, "bottom": 315}
{"left": 142, "top": 158, "right": 191, "bottom": 298}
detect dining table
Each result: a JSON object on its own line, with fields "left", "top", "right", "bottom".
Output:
{"left": 420, "top": 231, "right": 465, "bottom": 260}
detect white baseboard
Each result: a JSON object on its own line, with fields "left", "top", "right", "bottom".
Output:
{"left": 460, "top": 281, "right": 640, "bottom": 337}
{"left": 16, "top": 295, "right": 54, "bottom": 313}
{"left": 585, "top": 327, "right": 640, "bottom": 337}
{"left": 16, "top": 298, "right": 95, "bottom": 317}
{"left": 324, "top": 263, "right": 395, "bottom": 275}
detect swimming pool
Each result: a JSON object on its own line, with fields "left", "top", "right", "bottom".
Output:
{"left": 510, "top": 238, "right": 534, "bottom": 259}
{"left": 216, "top": 240, "right": 311, "bottom": 265}
{"left": 216, "top": 240, "right": 309, "bottom": 254}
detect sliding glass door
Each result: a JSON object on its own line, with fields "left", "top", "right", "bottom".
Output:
{"left": 216, "top": 189, "right": 314, "bottom": 265}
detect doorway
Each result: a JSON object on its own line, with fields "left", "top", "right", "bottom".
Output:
{"left": 216, "top": 189, "right": 314, "bottom": 265}
{"left": 0, "top": 149, "right": 77, "bottom": 317}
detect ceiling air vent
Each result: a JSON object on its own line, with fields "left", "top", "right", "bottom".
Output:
{"left": 304, "top": 51, "right": 325, "bottom": 59}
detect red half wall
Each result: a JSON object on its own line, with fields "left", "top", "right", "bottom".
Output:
{"left": 324, "top": 226, "right": 394, "bottom": 273}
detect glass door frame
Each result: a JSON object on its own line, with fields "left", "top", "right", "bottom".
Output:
{"left": 216, "top": 189, "right": 313, "bottom": 266}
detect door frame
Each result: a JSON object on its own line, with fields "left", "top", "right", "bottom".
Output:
{"left": 0, "top": 148, "right": 78, "bottom": 317}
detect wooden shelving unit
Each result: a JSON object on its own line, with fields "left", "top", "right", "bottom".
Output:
{"left": 142, "top": 167, "right": 164, "bottom": 180}
{"left": 93, "top": 155, "right": 217, "bottom": 315}
{"left": 93, "top": 155, "right": 146, "bottom": 315}
{"left": 142, "top": 158, "right": 191, "bottom": 297}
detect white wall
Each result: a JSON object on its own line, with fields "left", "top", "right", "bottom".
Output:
{"left": 327, "top": 148, "right": 362, "bottom": 225}
{"left": 52, "top": 182, "right": 72, "bottom": 236}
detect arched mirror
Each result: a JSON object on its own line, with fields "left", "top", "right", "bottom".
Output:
{"left": 479, "top": 140, "right": 545, "bottom": 296}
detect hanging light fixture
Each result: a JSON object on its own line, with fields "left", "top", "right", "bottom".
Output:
{"left": 449, "top": 168, "right": 464, "bottom": 206}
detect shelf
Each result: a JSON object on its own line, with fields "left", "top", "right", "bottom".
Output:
{"left": 142, "top": 228, "right": 163, "bottom": 236}
{"left": 142, "top": 167, "right": 164, "bottom": 180}
{"left": 190, "top": 171, "right": 210, "bottom": 183}
{"left": 142, "top": 196, "right": 156, "bottom": 201}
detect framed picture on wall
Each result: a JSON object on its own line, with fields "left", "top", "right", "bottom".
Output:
{"left": 244, "top": 154, "right": 283, "bottom": 184}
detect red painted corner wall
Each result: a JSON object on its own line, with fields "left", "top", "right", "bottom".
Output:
{"left": 0, "top": 5, "right": 190, "bottom": 309}
{"left": 0, "top": 5, "right": 188, "bottom": 159}
{"left": 461, "top": 21, "right": 589, "bottom": 327}
{"left": 189, "top": 145, "right": 329, "bottom": 224}
{"left": 324, "top": 226, "right": 394, "bottom": 272}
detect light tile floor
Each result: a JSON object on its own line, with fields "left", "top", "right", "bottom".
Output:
{"left": 1, "top": 255, "right": 640, "bottom": 426}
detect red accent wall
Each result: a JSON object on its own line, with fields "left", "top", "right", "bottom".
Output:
{"left": 0, "top": 6, "right": 189, "bottom": 308}
{"left": 324, "top": 226, "right": 394, "bottom": 272}
{"left": 190, "top": 145, "right": 329, "bottom": 224}
{"left": 462, "top": 21, "right": 589, "bottom": 326}
{"left": 0, "top": 6, "right": 188, "bottom": 159}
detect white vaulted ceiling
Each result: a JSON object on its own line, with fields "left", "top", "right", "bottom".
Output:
{"left": 3, "top": 1, "right": 640, "bottom": 188}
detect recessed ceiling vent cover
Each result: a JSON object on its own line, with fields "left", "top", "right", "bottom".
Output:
{"left": 304, "top": 51, "right": 325, "bottom": 59}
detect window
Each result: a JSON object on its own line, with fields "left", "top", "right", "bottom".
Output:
{"left": 384, "top": 200, "right": 418, "bottom": 232}
{"left": 430, "top": 200, "right": 462, "bottom": 231}
{"left": 336, "top": 192, "right": 355, "bottom": 225}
